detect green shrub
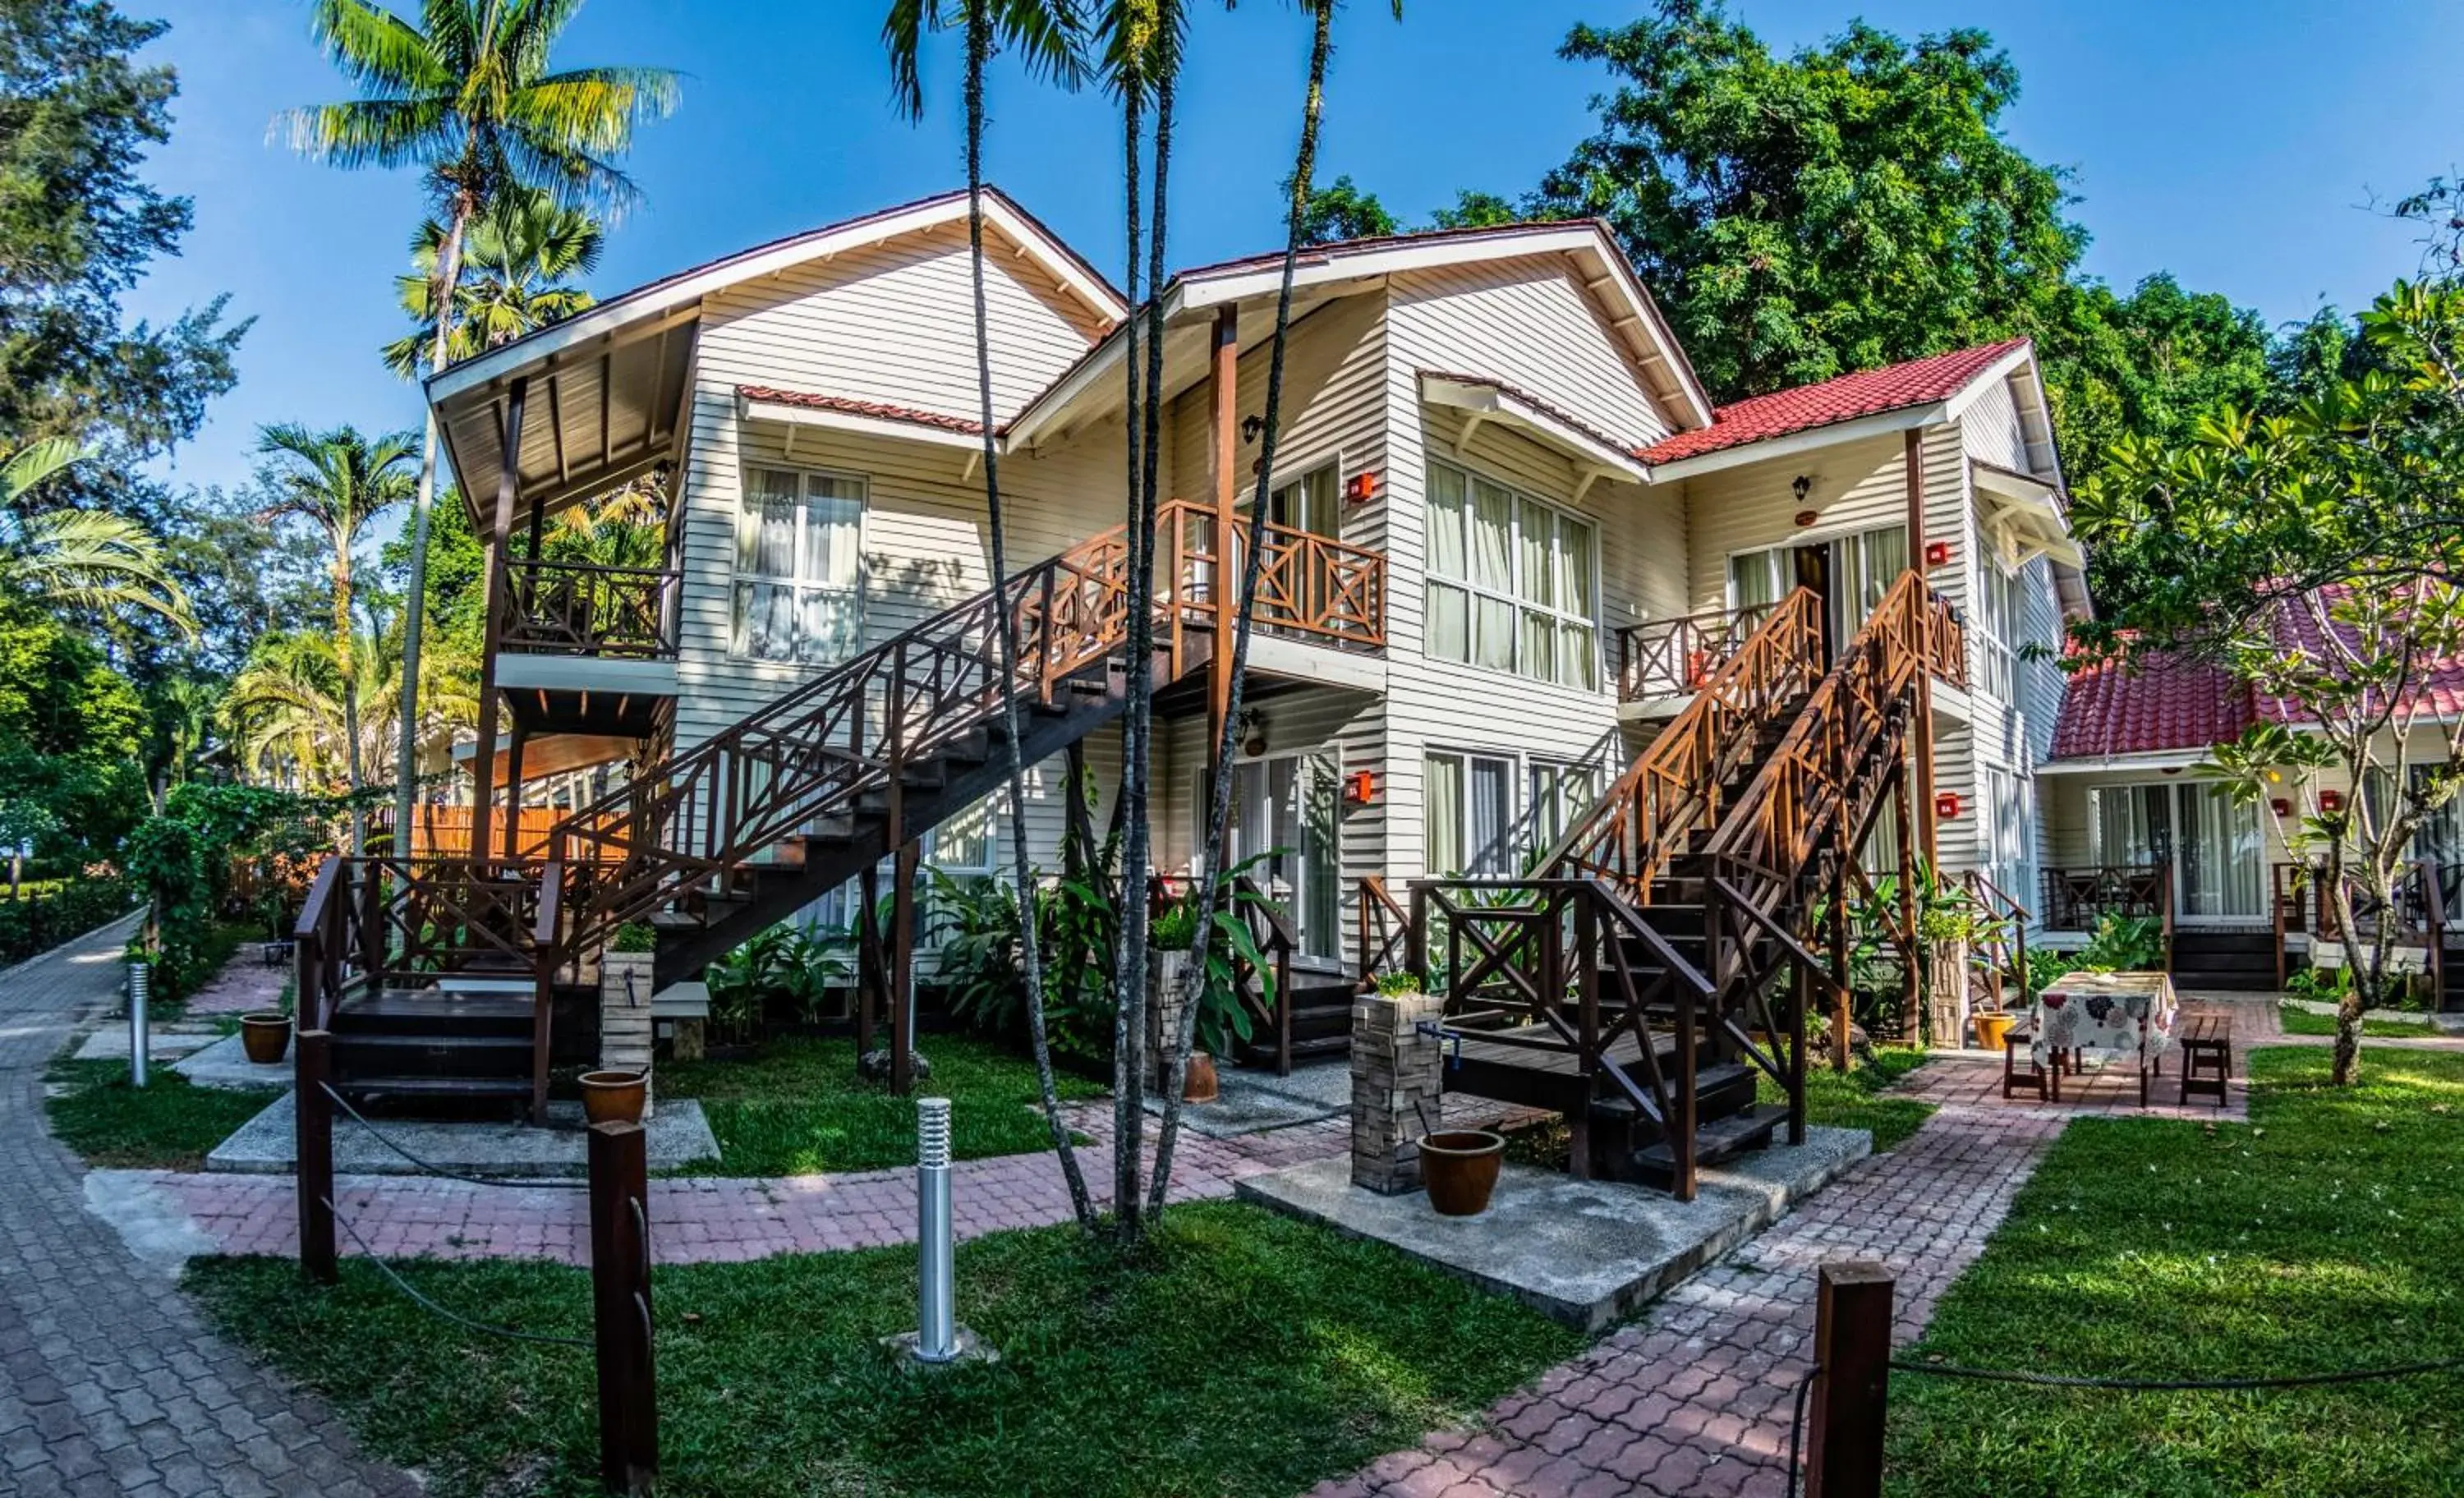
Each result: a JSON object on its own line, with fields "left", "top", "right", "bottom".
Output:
{"left": 2077, "top": 912, "right": 2165, "bottom": 972}
{"left": 0, "top": 877, "right": 136, "bottom": 966}
{"left": 610, "top": 921, "right": 656, "bottom": 954}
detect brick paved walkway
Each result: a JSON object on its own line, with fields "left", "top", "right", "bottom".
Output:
{"left": 1315, "top": 1085, "right": 2068, "bottom": 1498}
{"left": 112, "top": 1096, "right": 1524, "bottom": 1266}
{"left": 0, "top": 917, "right": 418, "bottom": 1497}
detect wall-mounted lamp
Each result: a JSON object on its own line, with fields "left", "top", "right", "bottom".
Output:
{"left": 1924, "top": 540, "right": 1952, "bottom": 567}
{"left": 1241, "top": 415, "right": 1266, "bottom": 445}
{"left": 1344, "top": 471, "right": 1380, "bottom": 506}
{"left": 1238, "top": 709, "right": 1268, "bottom": 757}
{"left": 1791, "top": 475, "right": 1813, "bottom": 503}
{"left": 1934, "top": 791, "right": 1962, "bottom": 820}
{"left": 1345, "top": 770, "right": 1378, "bottom": 806}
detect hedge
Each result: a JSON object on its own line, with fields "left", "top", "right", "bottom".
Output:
{"left": 0, "top": 879, "right": 137, "bottom": 968}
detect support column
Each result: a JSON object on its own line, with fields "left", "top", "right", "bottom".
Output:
{"left": 1894, "top": 769, "right": 1922, "bottom": 1043}
{"left": 503, "top": 727, "right": 527, "bottom": 862}
{"left": 1207, "top": 306, "right": 1240, "bottom": 759}
{"left": 889, "top": 840, "right": 920, "bottom": 1097}
{"left": 1349, "top": 985, "right": 1441, "bottom": 1194}
{"left": 1905, "top": 429, "right": 1940, "bottom": 870}
{"left": 470, "top": 376, "right": 528, "bottom": 869}
{"left": 1831, "top": 820, "right": 1854, "bottom": 1073}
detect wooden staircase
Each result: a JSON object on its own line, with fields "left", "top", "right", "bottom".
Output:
{"left": 1408, "top": 572, "right": 1965, "bottom": 1197}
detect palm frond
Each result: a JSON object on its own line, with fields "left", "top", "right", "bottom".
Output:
{"left": 308, "top": 0, "right": 452, "bottom": 90}
{"left": 7, "top": 508, "right": 199, "bottom": 635}
{"left": 0, "top": 437, "right": 89, "bottom": 503}
{"left": 275, "top": 97, "right": 457, "bottom": 168}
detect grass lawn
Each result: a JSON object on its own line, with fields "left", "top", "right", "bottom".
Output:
{"left": 45, "top": 1057, "right": 279, "bottom": 1169}
{"left": 661, "top": 1032, "right": 1103, "bottom": 1176}
{"left": 187, "top": 1201, "right": 1583, "bottom": 1498}
{"left": 1763, "top": 1045, "right": 1937, "bottom": 1152}
{"left": 1887, "top": 1047, "right": 2464, "bottom": 1496}
{"left": 2276, "top": 1004, "right": 2445, "bottom": 1040}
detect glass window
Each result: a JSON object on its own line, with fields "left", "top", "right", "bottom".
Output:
{"left": 1975, "top": 558, "right": 2021, "bottom": 702}
{"left": 1425, "top": 751, "right": 1516, "bottom": 876}
{"left": 1525, "top": 759, "right": 1601, "bottom": 860}
{"left": 733, "top": 466, "right": 863, "bottom": 663}
{"left": 1424, "top": 462, "right": 1598, "bottom": 687}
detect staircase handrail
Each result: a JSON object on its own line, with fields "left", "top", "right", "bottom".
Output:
{"left": 543, "top": 498, "right": 1219, "bottom": 960}
{"left": 1539, "top": 586, "right": 1827, "bottom": 899}
{"left": 1961, "top": 866, "right": 2033, "bottom": 1010}
{"left": 1353, "top": 875, "right": 1410, "bottom": 987}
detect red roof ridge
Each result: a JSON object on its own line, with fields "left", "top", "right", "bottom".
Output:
{"left": 1638, "top": 338, "right": 2033, "bottom": 466}
{"left": 738, "top": 385, "right": 986, "bottom": 437}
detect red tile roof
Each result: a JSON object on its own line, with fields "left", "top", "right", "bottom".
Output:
{"left": 1637, "top": 338, "right": 2031, "bottom": 465}
{"left": 738, "top": 385, "right": 985, "bottom": 436}
{"left": 2052, "top": 590, "right": 2464, "bottom": 759}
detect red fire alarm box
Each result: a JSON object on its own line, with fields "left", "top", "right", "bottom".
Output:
{"left": 1924, "top": 540, "right": 1951, "bottom": 567}
{"left": 1345, "top": 770, "right": 1377, "bottom": 805}
{"left": 1934, "top": 791, "right": 1961, "bottom": 820}
{"left": 1344, "top": 471, "right": 1379, "bottom": 505}
{"left": 2270, "top": 797, "right": 2292, "bottom": 817}
{"left": 2319, "top": 788, "right": 2345, "bottom": 813}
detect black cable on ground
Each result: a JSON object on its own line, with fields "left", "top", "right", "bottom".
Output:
{"left": 319, "top": 1082, "right": 588, "bottom": 1191}
{"left": 323, "top": 1197, "right": 591, "bottom": 1349}
{"left": 1887, "top": 1353, "right": 2464, "bottom": 1392}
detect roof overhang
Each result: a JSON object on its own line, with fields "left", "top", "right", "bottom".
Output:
{"left": 1972, "top": 461, "right": 2085, "bottom": 571}
{"left": 427, "top": 188, "right": 1120, "bottom": 525}
{"left": 1645, "top": 401, "right": 1948, "bottom": 483}
{"left": 737, "top": 388, "right": 982, "bottom": 453}
{"left": 2037, "top": 751, "right": 2218, "bottom": 776}
{"left": 1419, "top": 371, "right": 1650, "bottom": 489}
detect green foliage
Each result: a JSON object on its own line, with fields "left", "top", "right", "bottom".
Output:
{"left": 2076, "top": 913, "right": 2166, "bottom": 973}
{"left": 660, "top": 1032, "right": 1101, "bottom": 1177}
{"left": 0, "top": 875, "right": 133, "bottom": 966}
{"left": 190, "top": 1202, "right": 1582, "bottom": 1498}
{"left": 1535, "top": 3, "right": 2080, "bottom": 401}
{"left": 1759, "top": 1047, "right": 1936, "bottom": 1153}
{"left": 0, "top": 594, "right": 149, "bottom": 862}
{"left": 1889, "top": 1049, "right": 2464, "bottom": 1494}
{"left": 609, "top": 921, "right": 656, "bottom": 955}
{"left": 2284, "top": 963, "right": 2352, "bottom": 1004}
{"left": 930, "top": 868, "right": 1116, "bottom": 1065}
{"left": 1372, "top": 970, "right": 1423, "bottom": 996}
{"left": 702, "top": 923, "right": 850, "bottom": 1038}
{"left": 1291, "top": 172, "right": 1398, "bottom": 246}
{"left": 2024, "top": 944, "right": 2073, "bottom": 997}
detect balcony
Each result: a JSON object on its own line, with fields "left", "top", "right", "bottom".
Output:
{"left": 1614, "top": 602, "right": 1772, "bottom": 704}
{"left": 2039, "top": 865, "right": 2168, "bottom": 932}
{"left": 1155, "top": 506, "right": 1389, "bottom": 698}
{"left": 500, "top": 557, "right": 680, "bottom": 659}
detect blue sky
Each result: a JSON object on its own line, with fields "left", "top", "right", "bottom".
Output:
{"left": 129, "top": 0, "right": 2464, "bottom": 507}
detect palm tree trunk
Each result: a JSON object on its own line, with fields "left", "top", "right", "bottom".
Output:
{"left": 336, "top": 554, "right": 366, "bottom": 858}
{"left": 966, "top": 2, "right": 1096, "bottom": 1229}
{"left": 1106, "top": 62, "right": 1149, "bottom": 1241}
{"left": 393, "top": 195, "right": 473, "bottom": 852}
{"left": 1152, "top": 1, "right": 1333, "bottom": 1207}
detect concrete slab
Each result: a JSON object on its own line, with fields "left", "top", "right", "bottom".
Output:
{"left": 1142, "top": 1064, "right": 1349, "bottom": 1137}
{"left": 1235, "top": 1125, "right": 1870, "bottom": 1331}
{"left": 170, "top": 1034, "right": 293, "bottom": 1090}
{"left": 73, "top": 1026, "right": 223, "bottom": 1062}
{"left": 205, "top": 1091, "right": 721, "bottom": 1177}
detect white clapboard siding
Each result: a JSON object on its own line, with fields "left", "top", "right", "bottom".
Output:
{"left": 1387, "top": 258, "right": 1679, "bottom": 448}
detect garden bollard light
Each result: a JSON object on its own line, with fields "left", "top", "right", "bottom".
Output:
{"left": 126, "top": 960, "right": 149, "bottom": 1088}
{"left": 915, "top": 1096, "right": 957, "bottom": 1362}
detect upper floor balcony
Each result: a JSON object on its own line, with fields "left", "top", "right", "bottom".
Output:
{"left": 1614, "top": 601, "right": 1770, "bottom": 711}
{"left": 490, "top": 555, "right": 684, "bottom": 741}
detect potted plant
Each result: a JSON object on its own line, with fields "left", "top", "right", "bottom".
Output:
{"left": 1148, "top": 900, "right": 1214, "bottom": 1101}
{"left": 239, "top": 1012, "right": 291, "bottom": 1064}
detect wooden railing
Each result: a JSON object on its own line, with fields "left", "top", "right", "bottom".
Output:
{"left": 1354, "top": 875, "right": 1409, "bottom": 988}
{"left": 1228, "top": 874, "right": 1301, "bottom": 1075}
{"left": 501, "top": 556, "right": 678, "bottom": 659}
{"left": 2301, "top": 858, "right": 2448, "bottom": 998}
{"left": 1614, "top": 601, "right": 1776, "bottom": 701}
{"left": 1164, "top": 507, "right": 1388, "bottom": 650}
{"left": 2043, "top": 865, "right": 2169, "bottom": 932}
{"left": 1545, "top": 588, "right": 1827, "bottom": 903}
{"left": 1962, "top": 868, "right": 2031, "bottom": 1013}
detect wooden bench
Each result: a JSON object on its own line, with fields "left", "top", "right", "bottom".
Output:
{"left": 2002, "top": 1020, "right": 2062, "bottom": 1102}
{"left": 2178, "top": 1011, "right": 2232, "bottom": 1107}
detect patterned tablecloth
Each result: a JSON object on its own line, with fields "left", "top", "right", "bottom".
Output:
{"left": 2034, "top": 971, "right": 2179, "bottom": 1068}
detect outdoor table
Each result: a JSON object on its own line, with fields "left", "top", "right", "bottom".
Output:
{"left": 2034, "top": 971, "right": 2179, "bottom": 1106}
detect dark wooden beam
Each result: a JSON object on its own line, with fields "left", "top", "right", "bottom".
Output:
{"left": 1207, "top": 306, "right": 1239, "bottom": 755}
{"left": 471, "top": 375, "right": 528, "bottom": 867}
{"left": 1905, "top": 428, "right": 1940, "bottom": 869}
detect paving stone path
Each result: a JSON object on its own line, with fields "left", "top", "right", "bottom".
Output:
{"left": 1314, "top": 1094, "right": 2068, "bottom": 1498}
{"left": 0, "top": 917, "right": 419, "bottom": 1498}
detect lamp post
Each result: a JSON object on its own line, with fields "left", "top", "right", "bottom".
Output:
{"left": 126, "top": 960, "right": 150, "bottom": 1088}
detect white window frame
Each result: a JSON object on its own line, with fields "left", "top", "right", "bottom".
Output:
{"left": 1974, "top": 556, "right": 2023, "bottom": 703}
{"left": 1423, "top": 459, "right": 1602, "bottom": 691}
{"left": 730, "top": 462, "right": 868, "bottom": 664}
{"left": 1423, "top": 747, "right": 1520, "bottom": 878}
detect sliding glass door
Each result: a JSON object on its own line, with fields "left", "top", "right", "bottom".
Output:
{"left": 1222, "top": 751, "right": 1341, "bottom": 963}
{"left": 2089, "top": 782, "right": 2262, "bottom": 921}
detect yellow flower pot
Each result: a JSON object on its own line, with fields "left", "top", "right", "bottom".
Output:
{"left": 1974, "top": 1012, "right": 2016, "bottom": 1051}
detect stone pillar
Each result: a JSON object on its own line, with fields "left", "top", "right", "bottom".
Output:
{"left": 1928, "top": 939, "right": 1970, "bottom": 1050}
{"left": 600, "top": 949, "right": 655, "bottom": 1119}
{"left": 1147, "top": 949, "right": 1193, "bottom": 1094}
{"left": 1350, "top": 986, "right": 1442, "bottom": 1195}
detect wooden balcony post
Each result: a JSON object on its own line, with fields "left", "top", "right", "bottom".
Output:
{"left": 1905, "top": 430, "right": 1939, "bottom": 869}
{"left": 587, "top": 1120, "right": 656, "bottom": 1494}
{"left": 890, "top": 839, "right": 920, "bottom": 1097}
{"left": 297, "top": 1027, "right": 337, "bottom": 1285}
{"left": 471, "top": 375, "right": 528, "bottom": 869}
{"left": 1805, "top": 1261, "right": 1894, "bottom": 1498}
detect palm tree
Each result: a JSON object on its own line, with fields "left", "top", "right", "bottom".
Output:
{"left": 885, "top": 0, "right": 1097, "bottom": 1229}
{"left": 0, "top": 439, "right": 197, "bottom": 635}
{"left": 226, "top": 623, "right": 404, "bottom": 803}
{"left": 382, "top": 187, "right": 604, "bottom": 379}
{"left": 255, "top": 423, "right": 419, "bottom": 855}
{"left": 282, "top": 0, "right": 681, "bottom": 846}
{"left": 1151, "top": 0, "right": 1402, "bottom": 1211}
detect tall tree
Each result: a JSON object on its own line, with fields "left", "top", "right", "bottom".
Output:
{"left": 283, "top": 0, "right": 678, "bottom": 844}
{"left": 0, "top": 1, "right": 245, "bottom": 470}
{"left": 253, "top": 423, "right": 417, "bottom": 855}
{"left": 1151, "top": 0, "right": 1399, "bottom": 1217}
{"left": 883, "top": 0, "right": 1099, "bottom": 1229}
{"left": 1533, "top": 2, "right": 2084, "bottom": 402}
{"left": 1291, "top": 172, "right": 1395, "bottom": 245}
{"left": 382, "top": 186, "right": 603, "bottom": 379}
{"left": 0, "top": 437, "right": 193, "bottom": 633}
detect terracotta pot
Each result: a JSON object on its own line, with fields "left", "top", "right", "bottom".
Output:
{"left": 1419, "top": 1129, "right": 1506, "bottom": 1217}
{"left": 1974, "top": 1011, "right": 2016, "bottom": 1052}
{"left": 239, "top": 1013, "right": 291, "bottom": 1065}
{"left": 1183, "top": 1051, "right": 1220, "bottom": 1104}
{"left": 579, "top": 1069, "right": 648, "bottom": 1126}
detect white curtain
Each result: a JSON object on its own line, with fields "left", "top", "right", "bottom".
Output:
{"left": 1425, "top": 754, "right": 1464, "bottom": 876}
